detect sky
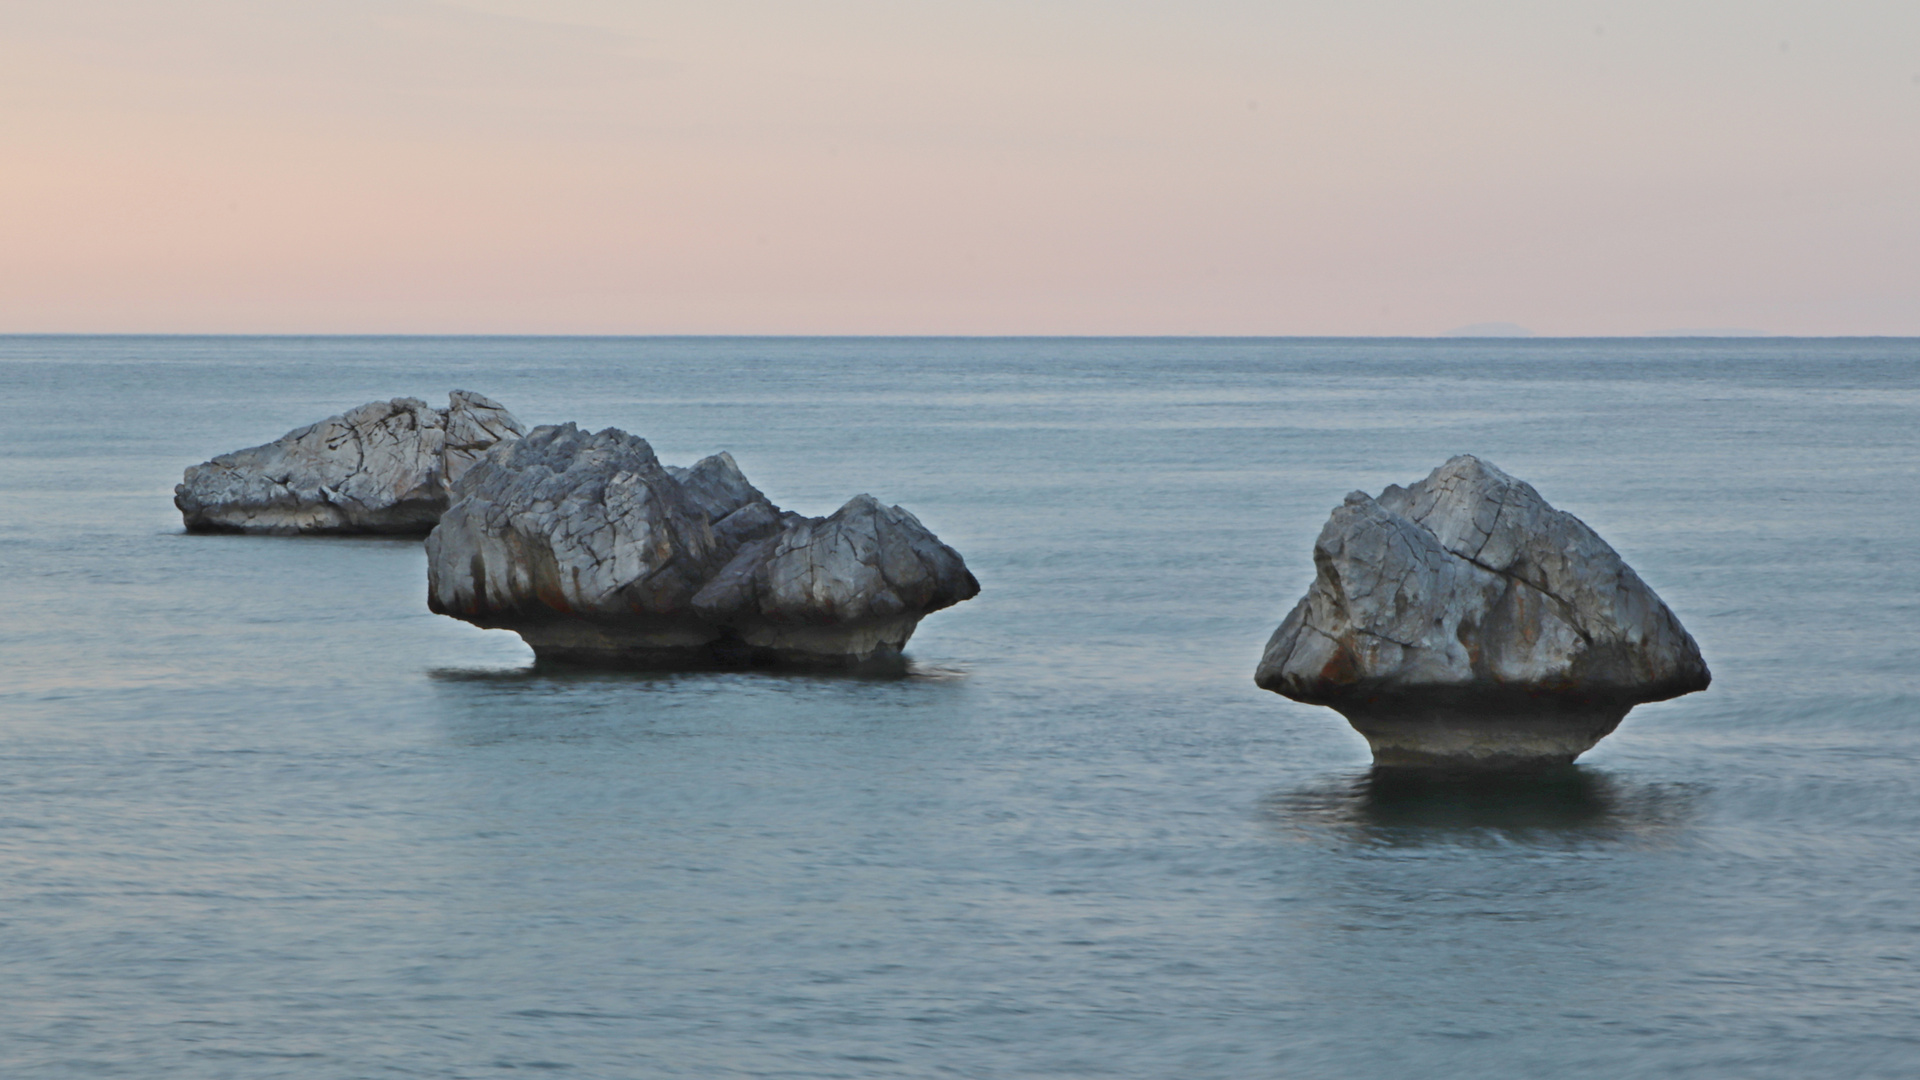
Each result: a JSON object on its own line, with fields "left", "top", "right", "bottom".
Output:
{"left": 2, "top": 0, "right": 1916, "bottom": 335}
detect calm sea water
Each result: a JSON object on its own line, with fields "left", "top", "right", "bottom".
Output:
{"left": 2, "top": 336, "right": 1917, "bottom": 1078}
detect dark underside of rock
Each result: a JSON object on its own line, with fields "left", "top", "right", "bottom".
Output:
{"left": 425, "top": 424, "right": 980, "bottom": 671}
{"left": 1313, "top": 691, "right": 1634, "bottom": 768}
{"left": 1255, "top": 455, "right": 1710, "bottom": 767}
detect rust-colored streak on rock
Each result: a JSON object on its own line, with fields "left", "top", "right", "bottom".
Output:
{"left": 536, "top": 583, "right": 572, "bottom": 614}
{"left": 1319, "top": 640, "right": 1361, "bottom": 686}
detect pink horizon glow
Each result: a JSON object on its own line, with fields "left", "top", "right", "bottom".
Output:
{"left": 4, "top": 0, "right": 1917, "bottom": 336}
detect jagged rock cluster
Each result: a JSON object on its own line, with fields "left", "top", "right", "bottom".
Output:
{"left": 425, "top": 424, "right": 980, "bottom": 669}
{"left": 1255, "top": 455, "right": 1709, "bottom": 767}
{"left": 175, "top": 392, "right": 525, "bottom": 534}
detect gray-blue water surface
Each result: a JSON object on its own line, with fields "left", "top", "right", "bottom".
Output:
{"left": 1, "top": 336, "right": 1917, "bottom": 1078}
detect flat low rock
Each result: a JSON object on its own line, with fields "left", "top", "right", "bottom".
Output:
{"left": 1254, "top": 455, "right": 1710, "bottom": 767}
{"left": 175, "top": 392, "right": 524, "bottom": 534}
{"left": 425, "top": 423, "right": 979, "bottom": 669}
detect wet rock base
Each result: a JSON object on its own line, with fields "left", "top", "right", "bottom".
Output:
{"left": 1334, "top": 694, "right": 1633, "bottom": 768}
{"left": 508, "top": 617, "right": 922, "bottom": 673}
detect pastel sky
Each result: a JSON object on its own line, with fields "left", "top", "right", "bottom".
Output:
{"left": 4, "top": 0, "right": 1917, "bottom": 334}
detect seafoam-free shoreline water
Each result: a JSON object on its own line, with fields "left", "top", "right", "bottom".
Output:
{"left": 2, "top": 336, "right": 1917, "bottom": 1078}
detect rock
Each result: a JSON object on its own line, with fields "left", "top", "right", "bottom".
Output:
{"left": 176, "top": 391, "right": 525, "bottom": 535}
{"left": 426, "top": 424, "right": 979, "bottom": 669}
{"left": 1254, "top": 455, "right": 1710, "bottom": 766}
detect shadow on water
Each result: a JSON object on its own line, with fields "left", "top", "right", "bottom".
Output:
{"left": 423, "top": 657, "right": 973, "bottom": 746}
{"left": 169, "top": 529, "right": 426, "bottom": 548}
{"left": 426, "top": 657, "right": 968, "bottom": 686}
{"left": 1264, "top": 766, "right": 1705, "bottom": 848}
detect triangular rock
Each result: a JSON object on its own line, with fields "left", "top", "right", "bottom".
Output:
{"left": 1255, "top": 456, "right": 1709, "bottom": 766}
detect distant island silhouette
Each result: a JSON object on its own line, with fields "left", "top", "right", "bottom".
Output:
{"left": 1440, "top": 324, "right": 1773, "bottom": 338}
{"left": 1444, "top": 322, "right": 1534, "bottom": 338}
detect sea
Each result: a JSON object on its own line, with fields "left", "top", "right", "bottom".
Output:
{"left": 1, "top": 335, "right": 1916, "bottom": 1078}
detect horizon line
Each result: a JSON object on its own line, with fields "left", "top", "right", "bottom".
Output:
{"left": 5, "top": 331, "right": 1914, "bottom": 341}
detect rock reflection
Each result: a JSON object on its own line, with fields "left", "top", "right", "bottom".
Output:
{"left": 425, "top": 658, "right": 967, "bottom": 685}
{"left": 1267, "top": 766, "right": 1702, "bottom": 847}
{"left": 423, "top": 658, "right": 970, "bottom": 747}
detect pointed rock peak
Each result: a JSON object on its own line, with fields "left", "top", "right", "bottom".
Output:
{"left": 448, "top": 389, "right": 512, "bottom": 413}
{"left": 676, "top": 451, "right": 776, "bottom": 523}
{"left": 1441, "top": 452, "right": 1494, "bottom": 472}
{"left": 591, "top": 428, "right": 662, "bottom": 468}
{"left": 498, "top": 425, "right": 667, "bottom": 480}
{"left": 441, "top": 391, "right": 528, "bottom": 489}
{"left": 526, "top": 421, "right": 579, "bottom": 441}
{"left": 1426, "top": 454, "right": 1529, "bottom": 495}
{"left": 825, "top": 494, "right": 932, "bottom": 531}
{"left": 1378, "top": 454, "right": 1558, "bottom": 570}
{"left": 684, "top": 451, "right": 755, "bottom": 493}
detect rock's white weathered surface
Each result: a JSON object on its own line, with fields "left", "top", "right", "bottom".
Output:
{"left": 175, "top": 391, "right": 524, "bottom": 534}
{"left": 426, "top": 424, "right": 979, "bottom": 669}
{"left": 1254, "top": 455, "right": 1710, "bottom": 766}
